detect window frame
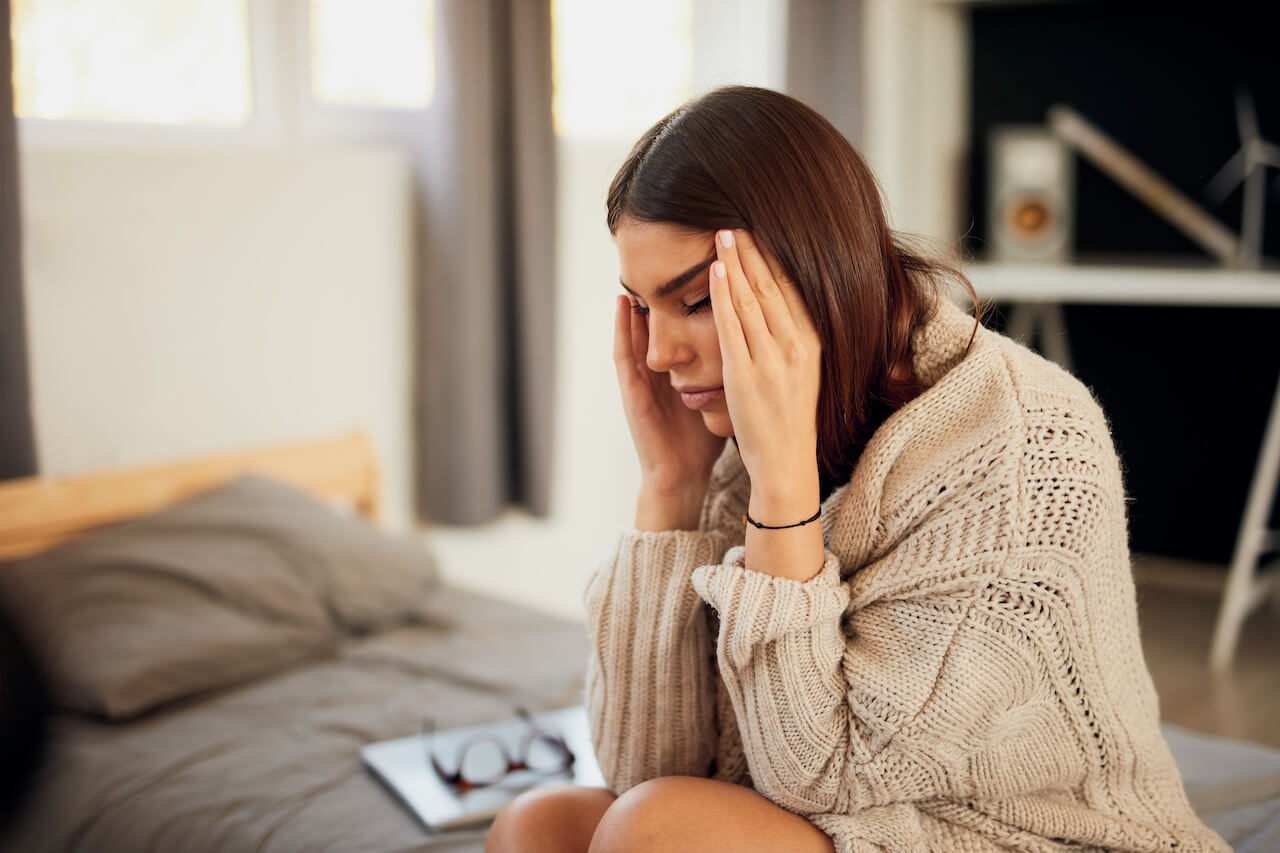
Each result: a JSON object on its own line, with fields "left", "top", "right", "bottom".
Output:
{"left": 14, "top": 0, "right": 437, "bottom": 149}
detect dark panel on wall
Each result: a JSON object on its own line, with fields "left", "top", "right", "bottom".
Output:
{"left": 964, "top": 1, "right": 1280, "bottom": 564}
{"left": 966, "top": 0, "right": 1280, "bottom": 262}
{"left": 1060, "top": 305, "right": 1279, "bottom": 565}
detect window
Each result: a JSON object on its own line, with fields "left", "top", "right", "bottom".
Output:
{"left": 10, "top": 0, "right": 436, "bottom": 133}
{"left": 551, "top": 0, "right": 786, "bottom": 141}
{"left": 551, "top": 0, "right": 693, "bottom": 140}
{"left": 11, "top": 0, "right": 253, "bottom": 125}
{"left": 309, "top": 0, "right": 434, "bottom": 110}
{"left": 13, "top": 0, "right": 779, "bottom": 136}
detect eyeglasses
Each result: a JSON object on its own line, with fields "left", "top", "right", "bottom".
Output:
{"left": 421, "top": 706, "right": 575, "bottom": 792}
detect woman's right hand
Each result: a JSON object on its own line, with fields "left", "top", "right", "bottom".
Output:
{"left": 614, "top": 295, "right": 726, "bottom": 531}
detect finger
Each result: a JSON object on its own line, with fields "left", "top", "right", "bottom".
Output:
{"left": 742, "top": 230, "right": 818, "bottom": 339}
{"left": 629, "top": 300, "right": 650, "bottom": 376}
{"left": 729, "top": 230, "right": 801, "bottom": 345}
{"left": 613, "top": 294, "right": 630, "bottom": 362}
{"left": 613, "top": 295, "right": 636, "bottom": 379}
{"left": 714, "top": 230, "right": 772, "bottom": 358}
{"left": 613, "top": 295, "right": 646, "bottom": 389}
{"left": 710, "top": 260, "right": 751, "bottom": 368}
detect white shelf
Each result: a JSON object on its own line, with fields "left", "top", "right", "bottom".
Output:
{"left": 962, "top": 262, "right": 1280, "bottom": 307}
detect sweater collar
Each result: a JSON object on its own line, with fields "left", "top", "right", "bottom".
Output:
{"left": 910, "top": 294, "right": 983, "bottom": 391}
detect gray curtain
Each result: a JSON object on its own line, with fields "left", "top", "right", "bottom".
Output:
{"left": 0, "top": 0, "right": 38, "bottom": 481}
{"left": 414, "top": 0, "right": 556, "bottom": 524}
{"left": 786, "top": 0, "right": 863, "bottom": 147}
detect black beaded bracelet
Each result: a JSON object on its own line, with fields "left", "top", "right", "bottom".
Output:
{"left": 742, "top": 508, "right": 822, "bottom": 530}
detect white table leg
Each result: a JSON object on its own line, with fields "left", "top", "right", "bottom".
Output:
{"left": 1005, "top": 302, "right": 1074, "bottom": 373}
{"left": 1039, "top": 303, "right": 1073, "bottom": 372}
{"left": 1210, "top": 370, "right": 1280, "bottom": 670}
{"left": 1005, "top": 302, "right": 1039, "bottom": 349}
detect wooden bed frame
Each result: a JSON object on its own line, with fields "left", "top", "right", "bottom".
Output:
{"left": 0, "top": 431, "right": 381, "bottom": 562}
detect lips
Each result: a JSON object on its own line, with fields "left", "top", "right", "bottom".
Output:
{"left": 675, "top": 386, "right": 724, "bottom": 411}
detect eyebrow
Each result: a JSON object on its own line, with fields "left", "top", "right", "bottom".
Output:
{"left": 620, "top": 253, "right": 717, "bottom": 299}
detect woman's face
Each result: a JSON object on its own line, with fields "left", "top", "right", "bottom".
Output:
{"left": 615, "top": 219, "right": 733, "bottom": 437}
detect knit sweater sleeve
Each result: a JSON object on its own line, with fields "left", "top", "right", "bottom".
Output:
{"left": 583, "top": 528, "right": 727, "bottom": 793}
{"left": 690, "top": 527, "right": 1014, "bottom": 821}
{"left": 690, "top": 546, "right": 866, "bottom": 815}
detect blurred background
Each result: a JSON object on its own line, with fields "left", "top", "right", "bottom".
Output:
{"left": 3, "top": 0, "right": 1277, "bottom": 738}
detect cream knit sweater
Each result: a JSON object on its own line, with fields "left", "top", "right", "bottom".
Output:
{"left": 584, "top": 296, "right": 1228, "bottom": 852}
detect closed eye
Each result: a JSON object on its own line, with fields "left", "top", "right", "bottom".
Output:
{"left": 683, "top": 295, "right": 711, "bottom": 316}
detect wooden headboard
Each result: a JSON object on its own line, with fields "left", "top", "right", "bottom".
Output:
{"left": 0, "top": 431, "right": 381, "bottom": 562}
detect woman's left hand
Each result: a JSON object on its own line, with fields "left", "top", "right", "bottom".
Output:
{"left": 710, "top": 229, "right": 823, "bottom": 514}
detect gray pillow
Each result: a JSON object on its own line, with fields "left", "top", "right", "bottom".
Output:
{"left": 0, "top": 475, "right": 441, "bottom": 720}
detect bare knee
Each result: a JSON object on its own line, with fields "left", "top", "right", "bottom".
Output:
{"left": 485, "top": 784, "right": 616, "bottom": 853}
{"left": 588, "top": 776, "right": 834, "bottom": 853}
{"left": 589, "top": 777, "right": 719, "bottom": 853}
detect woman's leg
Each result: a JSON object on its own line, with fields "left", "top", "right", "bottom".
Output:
{"left": 486, "top": 777, "right": 836, "bottom": 853}
{"left": 588, "top": 776, "right": 836, "bottom": 853}
{"left": 485, "top": 785, "right": 617, "bottom": 853}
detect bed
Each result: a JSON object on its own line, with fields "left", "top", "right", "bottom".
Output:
{"left": 0, "top": 433, "right": 587, "bottom": 852}
{"left": 0, "top": 433, "right": 1276, "bottom": 852}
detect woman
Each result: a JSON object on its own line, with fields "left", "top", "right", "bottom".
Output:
{"left": 487, "top": 86, "right": 1225, "bottom": 852}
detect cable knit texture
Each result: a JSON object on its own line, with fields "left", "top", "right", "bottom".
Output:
{"left": 584, "top": 296, "right": 1228, "bottom": 851}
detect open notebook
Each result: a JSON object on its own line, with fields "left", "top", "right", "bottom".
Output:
{"left": 361, "top": 704, "right": 605, "bottom": 832}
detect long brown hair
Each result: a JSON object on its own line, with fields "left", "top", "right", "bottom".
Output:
{"left": 607, "top": 85, "right": 978, "bottom": 491}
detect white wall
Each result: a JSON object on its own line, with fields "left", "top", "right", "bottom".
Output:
{"left": 16, "top": 137, "right": 643, "bottom": 623}
{"left": 20, "top": 144, "right": 419, "bottom": 529}
{"left": 861, "top": 0, "right": 969, "bottom": 245}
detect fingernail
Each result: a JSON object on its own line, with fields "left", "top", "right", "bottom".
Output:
{"left": 713, "top": 261, "right": 726, "bottom": 279}
{"left": 718, "top": 230, "right": 734, "bottom": 248}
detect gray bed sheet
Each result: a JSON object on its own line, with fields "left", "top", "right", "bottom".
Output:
{"left": 3, "top": 586, "right": 589, "bottom": 853}
{"left": 1164, "top": 724, "right": 1280, "bottom": 852}
{"left": 5, "top": 584, "right": 1277, "bottom": 852}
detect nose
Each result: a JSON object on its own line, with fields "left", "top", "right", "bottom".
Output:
{"left": 645, "top": 313, "right": 694, "bottom": 374}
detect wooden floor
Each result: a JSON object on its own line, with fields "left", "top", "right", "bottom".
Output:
{"left": 1134, "top": 553, "right": 1280, "bottom": 749}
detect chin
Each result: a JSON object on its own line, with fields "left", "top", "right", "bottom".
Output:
{"left": 701, "top": 410, "right": 734, "bottom": 438}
